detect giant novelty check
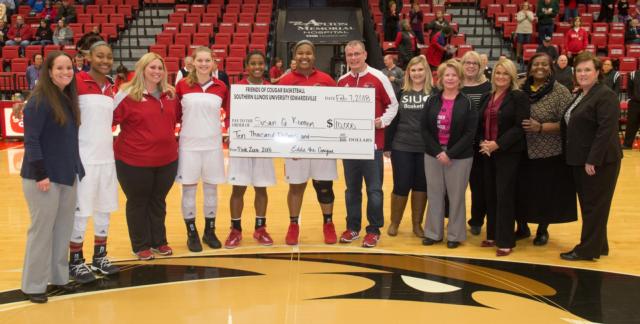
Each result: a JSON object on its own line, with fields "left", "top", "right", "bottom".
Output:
{"left": 229, "top": 85, "right": 375, "bottom": 159}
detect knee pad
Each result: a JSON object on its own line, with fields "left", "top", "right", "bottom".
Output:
{"left": 181, "top": 184, "right": 197, "bottom": 219}
{"left": 312, "top": 180, "right": 335, "bottom": 204}
{"left": 93, "top": 212, "right": 111, "bottom": 237}
{"left": 71, "top": 216, "right": 89, "bottom": 243}
{"left": 203, "top": 183, "right": 218, "bottom": 218}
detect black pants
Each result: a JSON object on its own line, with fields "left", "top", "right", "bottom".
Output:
{"left": 624, "top": 100, "right": 640, "bottom": 147}
{"left": 572, "top": 161, "right": 620, "bottom": 258}
{"left": 468, "top": 151, "right": 486, "bottom": 227}
{"left": 116, "top": 159, "right": 178, "bottom": 253}
{"left": 484, "top": 152, "right": 522, "bottom": 249}
{"left": 390, "top": 150, "right": 426, "bottom": 196}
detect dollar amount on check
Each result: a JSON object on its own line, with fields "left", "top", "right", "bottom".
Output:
{"left": 229, "top": 85, "right": 375, "bottom": 159}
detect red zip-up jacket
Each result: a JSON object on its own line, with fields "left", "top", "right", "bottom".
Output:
{"left": 113, "top": 90, "right": 180, "bottom": 167}
{"left": 565, "top": 28, "right": 588, "bottom": 54}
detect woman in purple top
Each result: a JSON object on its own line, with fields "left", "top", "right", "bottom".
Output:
{"left": 419, "top": 59, "right": 478, "bottom": 249}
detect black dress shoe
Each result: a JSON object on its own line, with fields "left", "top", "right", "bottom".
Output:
{"left": 533, "top": 232, "right": 549, "bottom": 246}
{"left": 469, "top": 226, "right": 481, "bottom": 236}
{"left": 514, "top": 229, "right": 531, "bottom": 241}
{"left": 447, "top": 241, "right": 460, "bottom": 249}
{"left": 422, "top": 238, "right": 443, "bottom": 246}
{"left": 26, "top": 293, "right": 48, "bottom": 304}
{"left": 560, "top": 251, "right": 594, "bottom": 261}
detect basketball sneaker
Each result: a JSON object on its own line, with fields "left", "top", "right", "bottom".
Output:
{"left": 202, "top": 231, "right": 222, "bottom": 249}
{"left": 285, "top": 223, "right": 300, "bottom": 245}
{"left": 134, "top": 249, "right": 155, "bottom": 261}
{"left": 91, "top": 255, "right": 120, "bottom": 275}
{"left": 253, "top": 226, "right": 273, "bottom": 246}
{"left": 362, "top": 233, "right": 380, "bottom": 248}
{"left": 151, "top": 245, "right": 173, "bottom": 256}
{"left": 224, "top": 228, "right": 243, "bottom": 249}
{"left": 69, "top": 260, "right": 97, "bottom": 284}
{"left": 339, "top": 230, "right": 360, "bottom": 243}
{"left": 323, "top": 222, "right": 337, "bottom": 244}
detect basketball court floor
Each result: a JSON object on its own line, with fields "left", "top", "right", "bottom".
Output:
{"left": 0, "top": 142, "right": 638, "bottom": 323}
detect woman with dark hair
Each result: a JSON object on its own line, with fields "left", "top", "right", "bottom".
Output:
{"left": 53, "top": 18, "right": 73, "bottom": 46}
{"left": 384, "top": 1, "right": 400, "bottom": 41}
{"left": 394, "top": 19, "right": 418, "bottom": 69}
{"left": 31, "top": 19, "right": 52, "bottom": 45}
{"left": 39, "top": 0, "right": 56, "bottom": 22}
{"left": 426, "top": 25, "right": 453, "bottom": 69}
{"left": 564, "top": 17, "right": 588, "bottom": 62}
{"left": 478, "top": 58, "right": 530, "bottom": 256}
{"left": 560, "top": 52, "right": 622, "bottom": 261}
{"left": 21, "top": 51, "right": 84, "bottom": 303}
{"left": 409, "top": 1, "right": 424, "bottom": 44}
{"left": 517, "top": 52, "right": 577, "bottom": 246}
{"left": 269, "top": 57, "right": 284, "bottom": 84}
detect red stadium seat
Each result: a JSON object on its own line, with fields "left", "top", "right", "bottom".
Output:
{"left": 226, "top": 4, "right": 241, "bottom": 14}
{"left": 168, "top": 45, "right": 186, "bottom": 58}
{"left": 186, "top": 13, "right": 201, "bottom": 24}
{"left": 619, "top": 57, "right": 638, "bottom": 73}
{"left": 168, "top": 12, "right": 186, "bottom": 24}
{"left": 239, "top": 13, "right": 255, "bottom": 23}
{"left": 198, "top": 23, "right": 214, "bottom": 37}
{"left": 523, "top": 44, "right": 538, "bottom": 63}
{"left": 85, "top": 5, "right": 100, "bottom": 15}
{"left": 211, "top": 44, "right": 228, "bottom": 59}
{"left": 62, "top": 45, "right": 77, "bottom": 58}
{"left": 24, "top": 45, "right": 42, "bottom": 61}
{"left": 102, "top": 23, "right": 118, "bottom": 41}
{"left": 591, "top": 33, "right": 607, "bottom": 49}
{"left": 11, "top": 58, "right": 28, "bottom": 73}
{"left": 251, "top": 33, "right": 268, "bottom": 45}
{"left": 102, "top": 4, "right": 116, "bottom": 15}
{"left": 118, "top": 5, "right": 133, "bottom": 19}
{"left": 609, "top": 33, "right": 625, "bottom": 46}
{"left": 455, "top": 44, "right": 472, "bottom": 58}
{"left": 215, "top": 33, "right": 232, "bottom": 46}
{"left": 77, "top": 14, "right": 92, "bottom": 24}
{"left": 43, "top": 45, "right": 60, "bottom": 58}
{"left": 181, "top": 23, "right": 197, "bottom": 34}
{"left": 149, "top": 45, "right": 167, "bottom": 58}
{"left": 93, "top": 14, "right": 108, "bottom": 25}
{"left": 2, "top": 46, "right": 20, "bottom": 61}
{"left": 156, "top": 33, "right": 174, "bottom": 46}
{"left": 206, "top": 4, "right": 222, "bottom": 16}
{"left": 229, "top": 44, "right": 247, "bottom": 57}
{"left": 163, "top": 23, "right": 179, "bottom": 34}
{"left": 202, "top": 13, "right": 218, "bottom": 25}
{"left": 486, "top": 4, "right": 501, "bottom": 18}
{"left": 226, "top": 56, "right": 245, "bottom": 76}
{"left": 592, "top": 22, "right": 608, "bottom": 33}
{"left": 236, "top": 23, "right": 252, "bottom": 33}
{"left": 110, "top": 14, "right": 125, "bottom": 30}
{"left": 253, "top": 23, "right": 269, "bottom": 34}
{"left": 248, "top": 44, "right": 266, "bottom": 54}
{"left": 233, "top": 33, "right": 250, "bottom": 45}
{"left": 218, "top": 23, "right": 234, "bottom": 34}
{"left": 191, "top": 4, "right": 206, "bottom": 14}
{"left": 193, "top": 33, "right": 210, "bottom": 46}
{"left": 608, "top": 44, "right": 625, "bottom": 59}
{"left": 223, "top": 13, "right": 239, "bottom": 23}
{"left": 627, "top": 45, "right": 640, "bottom": 58}
{"left": 175, "top": 33, "right": 192, "bottom": 47}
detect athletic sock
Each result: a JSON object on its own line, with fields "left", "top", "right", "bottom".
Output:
{"left": 94, "top": 236, "right": 107, "bottom": 258}
{"left": 289, "top": 216, "right": 299, "bottom": 224}
{"left": 185, "top": 219, "right": 197, "bottom": 236}
{"left": 70, "top": 242, "right": 84, "bottom": 264}
{"left": 255, "top": 216, "right": 266, "bottom": 229}
{"left": 204, "top": 217, "right": 216, "bottom": 233}
{"left": 231, "top": 218, "right": 242, "bottom": 231}
{"left": 323, "top": 213, "right": 333, "bottom": 224}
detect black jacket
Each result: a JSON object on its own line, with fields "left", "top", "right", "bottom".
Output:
{"left": 627, "top": 70, "right": 640, "bottom": 102}
{"left": 21, "top": 94, "right": 85, "bottom": 186}
{"left": 477, "top": 89, "right": 530, "bottom": 153}
{"left": 420, "top": 91, "right": 478, "bottom": 159}
{"left": 562, "top": 82, "right": 622, "bottom": 166}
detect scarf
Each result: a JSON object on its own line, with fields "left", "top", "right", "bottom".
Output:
{"left": 523, "top": 75, "right": 555, "bottom": 103}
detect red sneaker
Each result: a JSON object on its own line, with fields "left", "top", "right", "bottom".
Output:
{"left": 151, "top": 245, "right": 173, "bottom": 256}
{"left": 253, "top": 226, "right": 273, "bottom": 246}
{"left": 285, "top": 223, "right": 299, "bottom": 245}
{"left": 224, "top": 228, "right": 243, "bottom": 249}
{"left": 339, "top": 230, "right": 360, "bottom": 243}
{"left": 134, "top": 249, "right": 155, "bottom": 261}
{"left": 323, "top": 222, "right": 337, "bottom": 244}
{"left": 362, "top": 233, "right": 380, "bottom": 248}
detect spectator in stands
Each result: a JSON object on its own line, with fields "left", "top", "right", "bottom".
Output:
{"left": 25, "top": 53, "right": 42, "bottom": 90}
{"left": 384, "top": 1, "right": 400, "bottom": 41}
{"left": 73, "top": 52, "right": 88, "bottom": 73}
{"left": 113, "top": 52, "right": 179, "bottom": 261}
{"left": 212, "top": 53, "right": 230, "bottom": 88}
{"left": 20, "top": 51, "right": 84, "bottom": 304}
{"left": 114, "top": 64, "right": 134, "bottom": 89}
{"left": 461, "top": 51, "right": 492, "bottom": 236}
{"left": 480, "top": 53, "right": 492, "bottom": 80}
{"left": 560, "top": 52, "right": 622, "bottom": 261}
{"left": 174, "top": 56, "right": 193, "bottom": 85}
{"left": 395, "top": 19, "right": 418, "bottom": 69}
{"left": 6, "top": 15, "right": 33, "bottom": 52}
{"left": 0, "top": 0, "right": 16, "bottom": 21}
{"left": 53, "top": 18, "right": 73, "bottom": 46}
{"left": 29, "top": 0, "right": 45, "bottom": 14}
{"left": 478, "top": 58, "right": 530, "bottom": 256}
{"left": 624, "top": 68, "right": 640, "bottom": 149}
{"left": 597, "top": 0, "right": 615, "bottom": 23}
{"left": 518, "top": 52, "right": 577, "bottom": 246}
{"left": 338, "top": 40, "right": 398, "bottom": 248}
{"left": 56, "top": 0, "right": 76, "bottom": 23}
{"left": 564, "top": 17, "right": 588, "bottom": 62}
{"left": 384, "top": 55, "right": 431, "bottom": 238}
{"left": 0, "top": 20, "right": 9, "bottom": 47}
{"left": 427, "top": 10, "right": 450, "bottom": 34}
{"left": 625, "top": 18, "right": 640, "bottom": 44}
{"left": 284, "top": 59, "right": 297, "bottom": 74}
{"left": 39, "top": 0, "right": 55, "bottom": 22}
{"left": 382, "top": 54, "right": 404, "bottom": 94}
{"left": 536, "top": 36, "right": 559, "bottom": 61}
{"left": 76, "top": 26, "right": 103, "bottom": 53}
{"left": 619, "top": 0, "right": 630, "bottom": 23}
{"left": 536, "top": 0, "right": 558, "bottom": 44}
{"left": 426, "top": 25, "right": 453, "bottom": 69}
{"left": 563, "top": 0, "right": 578, "bottom": 22}
{"left": 601, "top": 59, "right": 620, "bottom": 96}
{"left": 31, "top": 19, "right": 52, "bottom": 45}
{"left": 269, "top": 57, "right": 284, "bottom": 84}
{"left": 409, "top": 1, "right": 424, "bottom": 44}
{"left": 515, "top": 2, "right": 535, "bottom": 63}
{"left": 555, "top": 54, "right": 574, "bottom": 90}
{"left": 420, "top": 59, "right": 478, "bottom": 248}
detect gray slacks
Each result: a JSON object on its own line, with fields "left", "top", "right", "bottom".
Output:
{"left": 21, "top": 179, "right": 77, "bottom": 294}
{"left": 424, "top": 155, "right": 472, "bottom": 242}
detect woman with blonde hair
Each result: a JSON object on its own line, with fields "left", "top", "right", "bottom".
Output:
{"left": 460, "top": 50, "right": 492, "bottom": 236}
{"left": 420, "top": 60, "right": 478, "bottom": 248}
{"left": 477, "top": 58, "right": 530, "bottom": 256}
{"left": 384, "top": 55, "right": 433, "bottom": 237}
{"left": 113, "top": 52, "right": 180, "bottom": 260}
{"left": 175, "top": 46, "right": 228, "bottom": 252}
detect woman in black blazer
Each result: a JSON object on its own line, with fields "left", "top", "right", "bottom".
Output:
{"left": 478, "top": 58, "right": 531, "bottom": 256}
{"left": 420, "top": 59, "right": 478, "bottom": 249}
{"left": 560, "top": 52, "right": 622, "bottom": 261}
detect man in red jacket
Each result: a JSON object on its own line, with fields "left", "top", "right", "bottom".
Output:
{"left": 337, "top": 40, "right": 398, "bottom": 248}
{"left": 6, "top": 15, "right": 32, "bottom": 53}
